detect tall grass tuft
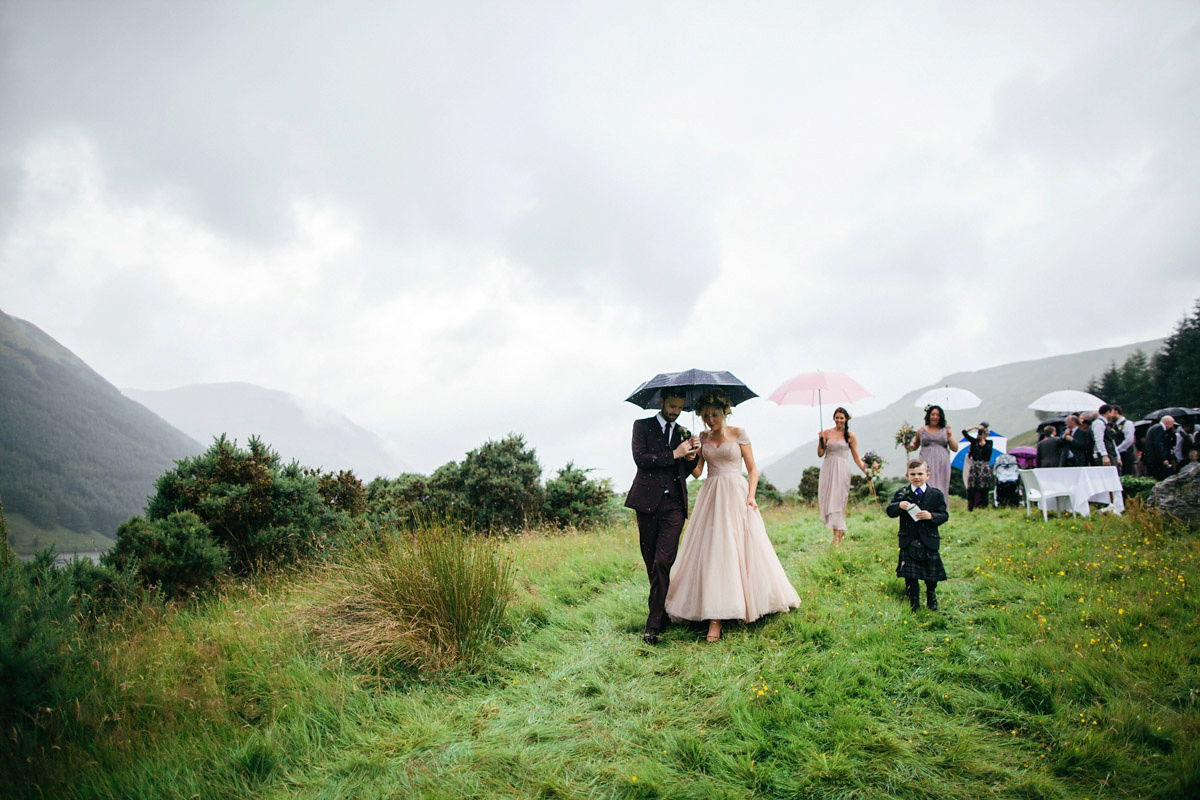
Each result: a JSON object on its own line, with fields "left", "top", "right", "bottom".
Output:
{"left": 309, "top": 519, "right": 515, "bottom": 673}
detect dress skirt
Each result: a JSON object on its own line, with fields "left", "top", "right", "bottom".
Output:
{"left": 665, "top": 451, "right": 800, "bottom": 623}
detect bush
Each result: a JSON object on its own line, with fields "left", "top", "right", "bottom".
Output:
{"left": 144, "top": 436, "right": 354, "bottom": 572}
{"left": 459, "top": 434, "right": 544, "bottom": 532}
{"left": 1121, "top": 475, "right": 1158, "bottom": 500}
{"left": 309, "top": 520, "right": 515, "bottom": 673}
{"left": 797, "top": 467, "right": 821, "bottom": 502}
{"left": 544, "top": 462, "right": 615, "bottom": 528}
{"left": 366, "top": 473, "right": 431, "bottom": 531}
{"left": 756, "top": 476, "right": 783, "bottom": 507}
{"left": 102, "top": 512, "right": 228, "bottom": 599}
{"left": 0, "top": 550, "right": 91, "bottom": 736}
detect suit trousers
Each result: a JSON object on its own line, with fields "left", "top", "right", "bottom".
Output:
{"left": 637, "top": 498, "right": 685, "bottom": 634}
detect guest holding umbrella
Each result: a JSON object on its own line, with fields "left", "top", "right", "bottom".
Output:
{"left": 905, "top": 405, "right": 957, "bottom": 495}
{"left": 962, "top": 422, "right": 994, "bottom": 511}
{"left": 816, "top": 406, "right": 869, "bottom": 546}
{"left": 1036, "top": 424, "right": 1066, "bottom": 468}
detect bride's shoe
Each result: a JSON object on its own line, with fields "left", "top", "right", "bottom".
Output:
{"left": 706, "top": 620, "right": 722, "bottom": 642}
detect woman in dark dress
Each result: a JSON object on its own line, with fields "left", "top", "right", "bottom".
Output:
{"left": 962, "top": 423, "right": 994, "bottom": 511}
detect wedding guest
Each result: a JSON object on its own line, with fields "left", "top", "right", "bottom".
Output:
{"left": 625, "top": 387, "right": 699, "bottom": 644}
{"left": 1180, "top": 448, "right": 1200, "bottom": 476}
{"left": 886, "top": 459, "right": 949, "bottom": 612}
{"left": 1064, "top": 415, "right": 1095, "bottom": 467}
{"left": 1143, "top": 416, "right": 1177, "bottom": 480}
{"left": 1036, "top": 425, "right": 1066, "bottom": 468}
{"left": 904, "top": 405, "right": 957, "bottom": 495}
{"left": 816, "top": 406, "right": 869, "bottom": 546}
{"left": 961, "top": 423, "right": 994, "bottom": 511}
{"left": 664, "top": 391, "right": 799, "bottom": 643}
{"left": 1092, "top": 406, "right": 1119, "bottom": 467}
{"left": 1111, "top": 405, "right": 1137, "bottom": 475}
{"left": 1061, "top": 415, "right": 1081, "bottom": 466}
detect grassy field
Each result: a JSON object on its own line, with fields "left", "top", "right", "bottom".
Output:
{"left": 10, "top": 498, "right": 1199, "bottom": 799}
{"left": 6, "top": 510, "right": 113, "bottom": 558}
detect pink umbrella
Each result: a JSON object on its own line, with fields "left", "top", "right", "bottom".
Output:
{"left": 768, "top": 371, "right": 872, "bottom": 424}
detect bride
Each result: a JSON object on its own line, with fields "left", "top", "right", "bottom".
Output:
{"left": 664, "top": 390, "right": 801, "bottom": 641}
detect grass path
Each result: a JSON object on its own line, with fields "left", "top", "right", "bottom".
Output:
{"left": 28, "top": 500, "right": 1200, "bottom": 799}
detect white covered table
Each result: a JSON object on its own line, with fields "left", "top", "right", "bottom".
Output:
{"left": 1030, "top": 466, "right": 1123, "bottom": 516}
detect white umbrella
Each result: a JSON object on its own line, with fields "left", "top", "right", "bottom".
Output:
{"left": 914, "top": 386, "right": 982, "bottom": 410}
{"left": 1028, "top": 390, "right": 1105, "bottom": 412}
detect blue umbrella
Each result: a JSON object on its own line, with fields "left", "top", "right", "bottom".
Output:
{"left": 951, "top": 431, "right": 1006, "bottom": 470}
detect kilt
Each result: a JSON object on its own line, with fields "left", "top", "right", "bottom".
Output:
{"left": 896, "top": 540, "right": 948, "bottom": 582}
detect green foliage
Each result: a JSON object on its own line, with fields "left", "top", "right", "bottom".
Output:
{"left": 1120, "top": 475, "right": 1159, "bottom": 500}
{"left": 948, "top": 467, "right": 966, "bottom": 498}
{"left": 102, "top": 512, "right": 228, "bottom": 599}
{"left": 145, "top": 435, "right": 353, "bottom": 573}
{"left": 543, "top": 462, "right": 616, "bottom": 528}
{"left": 1152, "top": 298, "right": 1200, "bottom": 407}
{"left": 315, "top": 469, "right": 367, "bottom": 517}
{"left": 365, "top": 472, "right": 430, "bottom": 530}
{"left": 310, "top": 520, "right": 515, "bottom": 673}
{"left": 755, "top": 475, "right": 784, "bottom": 506}
{"left": 797, "top": 466, "right": 820, "bottom": 502}
{"left": 0, "top": 550, "right": 93, "bottom": 739}
{"left": 459, "top": 434, "right": 544, "bottom": 532}
{"left": 1087, "top": 298, "right": 1200, "bottom": 417}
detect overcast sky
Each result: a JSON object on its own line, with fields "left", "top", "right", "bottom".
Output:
{"left": 2, "top": 0, "right": 1198, "bottom": 489}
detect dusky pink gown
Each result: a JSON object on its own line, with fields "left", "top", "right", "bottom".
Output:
{"left": 664, "top": 429, "right": 801, "bottom": 623}
{"left": 818, "top": 439, "right": 852, "bottom": 530}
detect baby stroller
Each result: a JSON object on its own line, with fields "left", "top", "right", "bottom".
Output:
{"left": 993, "top": 453, "right": 1021, "bottom": 508}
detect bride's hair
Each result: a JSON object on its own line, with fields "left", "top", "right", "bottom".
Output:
{"left": 696, "top": 390, "right": 732, "bottom": 416}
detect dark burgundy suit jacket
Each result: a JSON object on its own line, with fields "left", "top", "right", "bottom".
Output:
{"left": 624, "top": 416, "right": 696, "bottom": 518}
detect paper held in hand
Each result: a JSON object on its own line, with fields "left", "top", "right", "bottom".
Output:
{"left": 906, "top": 503, "right": 922, "bottom": 521}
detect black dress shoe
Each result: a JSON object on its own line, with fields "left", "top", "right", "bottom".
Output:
{"left": 642, "top": 631, "right": 659, "bottom": 645}
{"left": 926, "top": 590, "right": 938, "bottom": 611}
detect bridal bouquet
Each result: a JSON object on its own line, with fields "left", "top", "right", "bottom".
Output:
{"left": 894, "top": 422, "right": 916, "bottom": 451}
{"left": 862, "top": 451, "right": 884, "bottom": 480}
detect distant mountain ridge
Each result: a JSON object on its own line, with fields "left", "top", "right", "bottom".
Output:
{"left": 0, "top": 308, "right": 202, "bottom": 551}
{"left": 123, "top": 383, "right": 411, "bottom": 481}
{"left": 761, "top": 339, "right": 1165, "bottom": 489}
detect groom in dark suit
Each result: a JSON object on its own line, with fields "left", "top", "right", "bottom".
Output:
{"left": 625, "top": 387, "right": 699, "bottom": 644}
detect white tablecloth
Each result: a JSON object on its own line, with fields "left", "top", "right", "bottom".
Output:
{"left": 1032, "top": 466, "right": 1123, "bottom": 516}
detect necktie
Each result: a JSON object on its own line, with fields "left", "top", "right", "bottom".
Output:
{"left": 665, "top": 423, "right": 672, "bottom": 442}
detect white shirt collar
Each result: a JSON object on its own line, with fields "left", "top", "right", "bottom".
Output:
{"left": 656, "top": 413, "right": 672, "bottom": 433}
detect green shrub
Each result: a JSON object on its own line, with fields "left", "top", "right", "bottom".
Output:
{"left": 144, "top": 436, "right": 353, "bottom": 572}
{"left": 0, "top": 550, "right": 90, "bottom": 735}
{"left": 1121, "top": 475, "right": 1158, "bottom": 500}
{"left": 756, "top": 475, "right": 783, "bottom": 506}
{"left": 102, "top": 512, "right": 228, "bottom": 599}
{"left": 459, "top": 434, "right": 544, "bottom": 532}
{"left": 543, "top": 462, "right": 615, "bottom": 528}
{"left": 309, "top": 520, "right": 515, "bottom": 673}
{"left": 797, "top": 467, "right": 820, "bottom": 502}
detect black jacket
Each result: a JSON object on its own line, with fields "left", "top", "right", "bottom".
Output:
{"left": 886, "top": 484, "right": 948, "bottom": 552}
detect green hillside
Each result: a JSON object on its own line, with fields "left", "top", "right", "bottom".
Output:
{"left": 0, "top": 308, "right": 202, "bottom": 554}
{"left": 763, "top": 339, "right": 1164, "bottom": 488}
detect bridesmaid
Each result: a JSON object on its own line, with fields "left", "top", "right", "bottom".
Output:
{"left": 905, "top": 404, "right": 957, "bottom": 495}
{"left": 816, "top": 407, "right": 869, "bottom": 546}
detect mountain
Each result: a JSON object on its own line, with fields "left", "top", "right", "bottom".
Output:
{"left": 123, "top": 383, "right": 411, "bottom": 481}
{"left": 0, "top": 308, "right": 202, "bottom": 552}
{"left": 761, "top": 339, "right": 1164, "bottom": 489}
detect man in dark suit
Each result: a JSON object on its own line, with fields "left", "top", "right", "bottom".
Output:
{"left": 1064, "top": 416, "right": 1095, "bottom": 467}
{"left": 1036, "top": 425, "right": 1066, "bottom": 468}
{"left": 624, "top": 388, "right": 699, "bottom": 644}
{"left": 886, "top": 459, "right": 950, "bottom": 612}
{"left": 1144, "top": 415, "right": 1177, "bottom": 480}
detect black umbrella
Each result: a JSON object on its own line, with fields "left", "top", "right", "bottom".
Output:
{"left": 625, "top": 368, "right": 758, "bottom": 411}
{"left": 1144, "top": 407, "right": 1193, "bottom": 423}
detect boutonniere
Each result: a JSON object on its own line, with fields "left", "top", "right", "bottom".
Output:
{"left": 677, "top": 426, "right": 691, "bottom": 440}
